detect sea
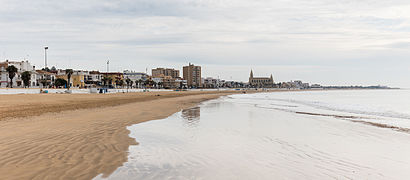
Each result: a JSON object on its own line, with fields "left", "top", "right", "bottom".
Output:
{"left": 95, "top": 89, "right": 410, "bottom": 180}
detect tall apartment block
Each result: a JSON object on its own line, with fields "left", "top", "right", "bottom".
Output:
{"left": 183, "top": 63, "right": 201, "bottom": 88}
{"left": 152, "top": 68, "right": 180, "bottom": 78}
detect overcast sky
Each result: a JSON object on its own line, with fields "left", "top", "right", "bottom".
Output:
{"left": 1, "top": 0, "right": 409, "bottom": 87}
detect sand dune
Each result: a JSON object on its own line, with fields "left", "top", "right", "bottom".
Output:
{"left": 0, "top": 91, "right": 242, "bottom": 180}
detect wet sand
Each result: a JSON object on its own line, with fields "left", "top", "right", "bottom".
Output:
{"left": 0, "top": 91, "right": 245, "bottom": 180}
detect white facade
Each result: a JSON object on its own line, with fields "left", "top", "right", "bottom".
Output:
{"left": 8, "top": 60, "right": 35, "bottom": 72}
{"left": 123, "top": 70, "right": 148, "bottom": 87}
{"left": 89, "top": 73, "right": 102, "bottom": 82}
{"left": 35, "top": 70, "right": 56, "bottom": 87}
{"left": 0, "top": 66, "right": 8, "bottom": 88}
{"left": 152, "top": 77, "right": 163, "bottom": 84}
{"left": 0, "top": 60, "right": 36, "bottom": 88}
{"left": 203, "top": 77, "right": 221, "bottom": 88}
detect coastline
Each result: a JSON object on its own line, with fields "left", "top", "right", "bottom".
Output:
{"left": 0, "top": 90, "right": 245, "bottom": 121}
{"left": 0, "top": 88, "right": 390, "bottom": 179}
{"left": 0, "top": 91, "right": 245, "bottom": 180}
{"left": 98, "top": 89, "right": 410, "bottom": 179}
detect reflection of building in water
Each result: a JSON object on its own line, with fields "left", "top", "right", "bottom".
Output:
{"left": 181, "top": 107, "right": 201, "bottom": 127}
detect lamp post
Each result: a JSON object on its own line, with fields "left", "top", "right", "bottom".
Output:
{"left": 106, "top": 60, "right": 109, "bottom": 92}
{"left": 44, "top": 46, "right": 48, "bottom": 69}
{"left": 107, "top": 59, "right": 109, "bottom": 73}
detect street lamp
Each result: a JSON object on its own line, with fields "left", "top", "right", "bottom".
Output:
{"left": 105, "top": 59, "right": 109, "bottom": 91}
{"left": 44, "top": 46, "right": 49, "bottom": 69}
{"left": 107, "top": 59, "right": 109, "bottom": 73}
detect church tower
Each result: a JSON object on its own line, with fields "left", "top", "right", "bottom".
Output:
{"left": 249, "top": 70, "right": 254, "bottom": 83}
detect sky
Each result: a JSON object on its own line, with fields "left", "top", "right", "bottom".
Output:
{"left": 0, "top": 0, "right": 410, "bottom": 87}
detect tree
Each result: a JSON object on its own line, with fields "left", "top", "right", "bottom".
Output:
{"left": 42, "top": 67, "right": 50, "bottom": 72}
{"left": 65, "top": 69, "right": 73, "bottom": 90}
{"left": 55, "top": 78, "right": 67, "bottom": 87}
{"left": 115, "top": 79, "right": 120, "bottom": 88}
{"left": 153, "top": 81, "right": 158, "bottom": 89}
{"left": 6, "top": 65, "right": 18, "bottom": 88}
{"left": 129, "top": 80, "right": 134, "bottom": 89}
{"left": 125, "top": 78, "right": 131, "bottom": 90}
{"left": 143, "top": 79, "right": 149, "bottom": 88}
{"left": 21, "top": 71, "right": 31, "bottom": 88}
{"left": 102, "top": 76, "right": 112, "bottom": 87}
{"left": 40, "top": 79, "right": 47, "bottom": 88}
{"left": 137, "top": 79, "right": 144, "bottom": 89}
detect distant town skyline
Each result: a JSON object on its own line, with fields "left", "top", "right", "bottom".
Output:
{"left": 1, "top": 0, "right": 410, "bottom": 87}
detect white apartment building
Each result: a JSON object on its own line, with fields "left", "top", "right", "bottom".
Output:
{"left": 123, "top": 70, "right": 148, "bottom": 87}
{"left": 202, "top": 77, "right": 221, "bottom": 88}
{"left": 0, "top": 60, "right": 36, "bottom": 88}
{"left": 85, "top": 71, "right": 103, "bottom": 86}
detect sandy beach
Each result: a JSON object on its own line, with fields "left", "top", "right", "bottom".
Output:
{"left": 0, "top": 90, "right": 244, "bottom": 180}
{"left": 93, "top": 89, "right": 410, "bottom": 179}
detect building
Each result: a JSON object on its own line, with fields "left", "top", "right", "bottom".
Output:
{"left": 152, "top": 68, "right": 182, "bottom": 89}
{"left": 152, "top": 68, "right": 180, "bottom": 78}
{"left": 279, "top": 80, "right": 310, "bottom": 89}
{"left": 123, "top": 70, "right": 148, "bottom": 81}
{"left": 100, "top": 72, "right": 124, "bottom": 88}
{"left": 123, "top": 70, "right": 148, "bottom": 88}
{"left": 183, "top": 63, "right": 201, "bottom": 88}
{"left": 311, "top": 84, "right": 322, "bottom": 88}
{"left": 163, "top": 76, "right": 187, "bottom": 89}
{"left": 0, "top": 62, "right": 9, "bottom": 87}
{"left": 221, "top": 80, "right": 246, "bottom": 88}
{"left": 85, "top": 71, "right": 103, "bottom": 86}
{"left": 248, "top": 70, "right": 274, "bottom": 88}
{"left": 35, "top": 70, "right": 56, "bottom": 87}
{"left": 56, "top": 69, "right": 88, "bottom": 88}
{"left": 71, "top": 70, "right": 88, "bottom": 88}
{"left": 202, "top": 77, "right": 221, "bottom": 88}
{"left": 0, "top": 60, "right": 36, "bottom": 88}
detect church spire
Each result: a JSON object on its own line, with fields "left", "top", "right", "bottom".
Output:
{"left": 270, "top": 74, "right": 274, "bottom": 81}
{"left": 250, "top": 70, "right": 253, "bottom": 78}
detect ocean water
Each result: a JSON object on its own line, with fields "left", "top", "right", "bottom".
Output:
{"left": 95, "top": 89, "right": 410, "bottom": 180}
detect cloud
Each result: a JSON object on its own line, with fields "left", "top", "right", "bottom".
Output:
{"left": 0, "top": 0, "right": 409, "bottom": 86}
{"left": 386, "top": 42, "right": 410, "bottom": 49}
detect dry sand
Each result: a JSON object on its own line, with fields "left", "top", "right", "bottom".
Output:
{"left": 0, "top": 90, "right": 245, "bottom": 180}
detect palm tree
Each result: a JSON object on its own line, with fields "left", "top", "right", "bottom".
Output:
{"left": 102, "top": 76, "right": 112, "bottom": 88}
{"left": 153, "top": 81, "right": 158, "bottom": 89}
{"left": 158, "top": 82, "right": 163, "bottom": 89}
{"left": 129, "top": 80, "right": 134, "bottom": 89}
{"left": 21, "top": 71, "right": 31, "bottom": 88}
{"left": 125, "top": 78, "right": 131, "bottom": 91}
{"left": 55, "top": 78, "right": 67, "bottom": 87}
{"left": 144, "top": 79, "right": 150, "bottom": 89}
{"left": 115, "top": 79, "right": 120, "bottom": 88}
{"left": 6, "top": 65, "right": 18, "bottom": 88}
{"left": 65, "top": 69, "right": 73, "bottom": 90}
{"left": 119, "top": 79, "right": 124, "bottom": 88}
{"left": 40, "top": 79, "right": 48, "bottom": 88}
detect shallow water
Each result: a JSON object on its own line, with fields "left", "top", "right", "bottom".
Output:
{"left": 95, "top": 89, "right": 410, "bottom": 179}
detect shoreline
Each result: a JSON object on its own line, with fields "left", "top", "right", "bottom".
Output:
{"left": 0, "top": 91, "right": 247, "bottom": 180}
{"left": 0, "top": 88, "right": 395, "bottom": 179}
{"left": 0, "top": 90, "right": 248, "bottom": 121}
